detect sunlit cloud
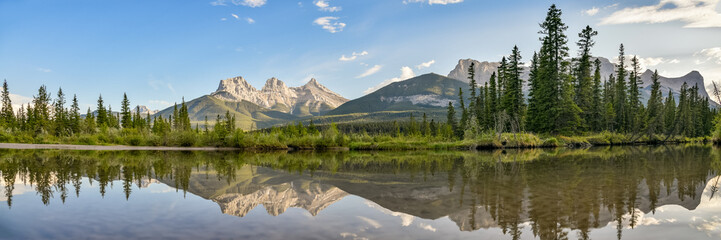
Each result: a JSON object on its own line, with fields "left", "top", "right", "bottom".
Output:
{"left": 416, "top": 60, "right": 435, "bottom": 69}
{"left": 696, "top": 47, "right": 721, "bottom": 64}
{"left": 314, "top": 0, "right": 341, "bottom": 12}
{"left": 36, "top": 67, "right": 52, "bottom": 73}
{"left": 584, "top": 7, "right": 600, "bottom": 16}
{"left": 211, "top": 0, "right": 267, "bottom": 7}
{"left": 403, "top": 0, "right": 464, "bottom": 5}
{"left": 356, "top": 65, "right": 382, "bottom": 78}
{"left": 314, "top": 16, "right": 346, "bottom": 33}
{"left": 600, "top": 0, "right": 721, "bottom": 28}
{"left": 364, "top": 66, "right": 415, "bottom": 94}
{"left": 246, "top": 17, "right": 255, "bottom": 24}
{"left": 339, "top": 51, "right": 369, "bottom": 61}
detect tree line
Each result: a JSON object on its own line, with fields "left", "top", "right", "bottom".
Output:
{"left": 0, "top": 80, "right": 239, "bottom": 138}
{"left": 446, "top": 4, "right": 716, "bottom": 139}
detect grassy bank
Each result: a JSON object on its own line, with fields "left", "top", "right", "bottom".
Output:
{"left": 0, "top": 126, "right": 711, "bottom": 151}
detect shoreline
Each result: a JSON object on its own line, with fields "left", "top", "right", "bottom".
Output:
{"left": 0, "top": 143, "right": 242, "bottom": 151}
{"left": 0, "top": 139, "right": 710, "bottom": 152}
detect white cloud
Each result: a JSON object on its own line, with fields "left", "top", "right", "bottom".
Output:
{"left": 210, "top": 0, "right": 266, "bottom": 7}
{"left": 600, "top": 0, "right": 721, "bottom": 28}
{"left": 36, "top": 67, "right": 52, "bottom": 73}
{"left": 339, "top": 51, "right": 369, "bottom": 61}
{"left": 231, "top": 13, "right": 239, "bottom": 19}
{"left": 363, "top": 66, "right": 415, "bottom": 94}
{"left": 696, "top": 47, "right": 721, "bottom": 64}
{"left": 418, "top": 223, "right": 437, "bottom": 232}
{"left": 314, "top": 16, "right": 346, "bottom": 33}
{"left": 416, "top": 60, "right": 435, "bottom": 69}
{"left": 314, "top": 0, "right": 341, "bottom": 12}
{"left": 356, "top": 65, "right": 383, "bottom": 78}
{"left": 584, "top": 7, "right": 600, "bottom": 16}
{"left": 357, "top": 216, "right": 382, "bottom": 229}
{"left": 403, "top": 0, "right": 463, "bottom": 5}
{"left": 246, "top": 17, "right": 255, "bottom": 24}
{"left": 220, "top": 18, "right": 227, "bottom": 21}
{"left": 670, "top": 58, "right": 681, "bottom": 63}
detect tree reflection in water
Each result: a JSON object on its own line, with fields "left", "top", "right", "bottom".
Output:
{"left": 0, "top": 145, "right": 720, "bottom": 240}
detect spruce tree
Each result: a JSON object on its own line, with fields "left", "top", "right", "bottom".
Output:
{"left": 96, "top": 95, "right": 107, "bottom": 127}
{"left": 69, "top": 95, "right": 81, "bottom": 134}
{"left": 33, "top": 85, "right": 52, "bottom": 132}
{"left": 614, "top": 44, "right": 628, "bottom": 132}
{"left": 446, "top": 101, "right": 457, "bottom": 138}
{"left": 574, "top": 25, "right": 598, "bottom": 130}
{"left": 488, "top": 71, "right": 498, "bottom": 127}
{"left": 663, "top": 90, "right": 676, "bottom": 135}
{"left": 526, "top": 52, "right": 541, "bottom": 131}
{"left": 121, "top": 93, "right": 132, "bottom": 128}
{"left": 627, "top": 55, "right": 642, "bottom": 133}
{"left": 590, "top": 59, "right": 603, "bottom": 131}
{"left": 0, "top": 80, "right": 14, "bottom": 128}
{"left": 85, "top": 107, "right": 96, "bottom": 133}
{"left": 501, "top": 45, "right": 524, "bottom": 129}
{"left": 53, "top": 88, "right": 67, "bottom": 136}
{"left": 645, "top": 70, "right": 663, "bottom": 135}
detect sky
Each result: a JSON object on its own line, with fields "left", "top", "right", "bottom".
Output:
{"left": 2, "top": 0, "right": 721, "bottom": 111}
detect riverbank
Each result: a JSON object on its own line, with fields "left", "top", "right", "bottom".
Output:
{"left": 0, "top": 131, "right": 711, "bottom": 151}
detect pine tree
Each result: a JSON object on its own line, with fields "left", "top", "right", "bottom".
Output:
{"left": 458, "top": 88, "right": 468, "bottom": 131}
{"left": 0, "top": 80, "right": 14, "bottom": 128}
{"left": 33, "top": 85, "right": 52, "bottom": 133}
{"left": 614, "top": 44, "right": 628, "bottom": 132}
{"left": 589, "top": 59, "right": 603, "bottom": 131}
{"left": 528, "top": 4, "right": 570, "bottom": 133}
{"left": 627, "top": 55, "right": 642, "bottom": 134}
{"left": 488, "top": 71, "right": 498, "bottom": 127}
{"left": 526, "top": 52, "right": 541, "bottom": 131}
{"left": 446, "top": 101, "right": 458, "bottom": 138}
{"left": 663, "top": 90, "right": 676, "bottom": 135}
{"left": 96, "top": 95, "right": 107, "bottom": 127}
{"left": 574, "top": 25, "right": 598, "bottom": 131}
{"left": 53, "top": 88, "right": 67, "bottom": 136}
{"left": 178, "top": 98, "right": 191, "bottom": 131}
{"left": 501, "top": 45, "right": 525, "bottom": 130}
{"left": 645, "top": 70, "right": 663, "bottom": 135}
{"left": 120, "top": 93, "right": 132, "bottom": 128}
{"left": 69, "top": 95, "right": 81, "bottom": 134}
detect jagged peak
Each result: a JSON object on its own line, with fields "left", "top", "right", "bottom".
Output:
{"left": 217, "top": 76, "right": 256, "bottom": 92}
{"left": 684, "top": 70, "right": 703, "bottom": 79}
{"left": 262, "top": 77, "right": 288, "bottom": 91}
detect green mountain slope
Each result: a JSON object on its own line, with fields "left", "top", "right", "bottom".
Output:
{"left": 326, "top": 73, "right": 470, "bottom": 117}
{"left": 155, "top": 95, "right": 298, "bottom": 130}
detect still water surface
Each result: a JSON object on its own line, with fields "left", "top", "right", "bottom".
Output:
{"left": 1, "top": 146, "right": 721, "bottom": 239}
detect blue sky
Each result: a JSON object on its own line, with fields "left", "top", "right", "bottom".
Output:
{"left": 2, "top": 0, "right": 721, "bottom": 111}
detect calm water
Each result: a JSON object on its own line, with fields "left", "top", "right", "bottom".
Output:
{"left": 1, "top": 146, "right": 721, "bottom": 239}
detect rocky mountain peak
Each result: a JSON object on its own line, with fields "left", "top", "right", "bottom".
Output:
{"left": 262, "top": 77, "right": 288, "bottom": 92}
{"left": 217, "top": 76, "right": 257, "bottom": 93}
{"left": 210, "top": 76, "right": 348, "bottom": 116}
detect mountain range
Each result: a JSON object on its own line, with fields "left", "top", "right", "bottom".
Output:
{"left": 153, "top": 58, "right": 717, "bottom": 130}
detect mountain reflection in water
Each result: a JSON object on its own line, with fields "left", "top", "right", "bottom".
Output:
{"left": 1, "top": 145, "right": 721, "bottom": 240}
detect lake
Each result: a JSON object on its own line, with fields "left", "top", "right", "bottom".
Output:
{"left": 1, "top": 145, "right": 721, "bottom": 239}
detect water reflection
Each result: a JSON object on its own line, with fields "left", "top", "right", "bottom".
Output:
{"left": 1, "top": 145, "right": 720, "bottom": 239}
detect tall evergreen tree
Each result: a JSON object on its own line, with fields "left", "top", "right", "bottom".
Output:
{"left": 69, "top": 95, "right": 81, "bottom": 134}
{"left": 96, "top": 95, "right": 107, "bottom": 127}
{"left": 0, "top": 80, "right": 14, "bottom": 128}
{"left": 645, "top": 70, "right": 663, "bottom": 135}
{"left": 488, "top": 71, "right": 498, "bottom": 126}
{"left": 446, "top": 101, "right": 458, "bottom": 138}
{"left": 663, "top": 90, "right": 676, "bottom": 135}
{"left": 614, "top": 44, "right": 628, "bottom": 132}
{"left": 627, "top": 55, "right": 642, "bottom": 134}
{"left": 589, "top": 59, "right": 604, "bottom": 131}
{"left": 501, "top": 45, "right": 525, "bottom": 129}
{"left": 526, "top": 52, "right": 541, "bottom": 131}
{"left": 574, "top": 25, "right": 598, "bottom": 130}
{"left": 120, "top": 93, "right": 132, "bottom": 128}
{"left": 32, "top": 85, "right": 52, "bottom": 133}
{"left": 53, "top": 88, "right": 67, "bottom": 136}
